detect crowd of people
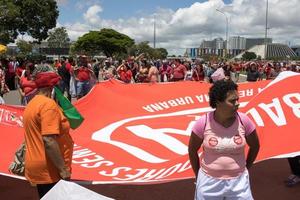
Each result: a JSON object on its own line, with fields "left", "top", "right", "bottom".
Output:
{"left": 1, "top": 55, "right": 300, "bottom": 105}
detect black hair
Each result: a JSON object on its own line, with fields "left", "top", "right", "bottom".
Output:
{"left": 208, "top": 80, "right": 238, "bottom": 108}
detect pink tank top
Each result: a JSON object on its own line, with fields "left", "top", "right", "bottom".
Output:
{"left": 192, "top": 111, "right": 255, "bottom": 179}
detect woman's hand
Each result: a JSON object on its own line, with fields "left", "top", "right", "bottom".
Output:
{"left": 59, "top": 167, "right": 71, "bottom": 180}
{"left": 246, "top": 130, "right": 260, "bottom": 169}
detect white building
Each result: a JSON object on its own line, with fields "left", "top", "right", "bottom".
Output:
{"left": 228, "top": 36, "right": 246, "bottom": 50}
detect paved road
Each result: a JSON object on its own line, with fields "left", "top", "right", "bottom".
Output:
{"left": 2, "top": 90, "right": 21, "bottom": 105}
{"left": 1, "top": 159, "right": 300, "bottom": 200}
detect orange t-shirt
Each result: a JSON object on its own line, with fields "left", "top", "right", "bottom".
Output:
{"left": 23, "top": 95, "right": 74, "bottom": 184}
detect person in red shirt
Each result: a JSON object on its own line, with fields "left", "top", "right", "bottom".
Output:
{"left": 74, "top": 56, "right": 96, "bottom": 99}
{"left": 117, "top": 62, "right": 132, "bottom": 83}
{"left": 171, "top": 59, "right": 187, "bottom": 81}
{"left": 264, "top": 63, "right": 273, "bottom": 80}
{"left": 192, "top": 62, "right": 205, "bottom": 81}
{"left": 159, "top": 60, "right": 172, "bottom": 82}
{"left": 19, "top": 62, "right": 37, "bottom": 105}
{"left": 54, "top": 59, "right": 62, "bottom": 69}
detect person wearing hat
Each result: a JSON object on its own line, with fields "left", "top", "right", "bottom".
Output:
{"left": 23, "top": 64, "right": 74, "bottom": 199}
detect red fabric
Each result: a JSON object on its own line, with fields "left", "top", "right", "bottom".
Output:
{"left": 173, "top": 64, "right": 187, "bottom": 79}
{"left": 20, "top": 77, "right": 37, "bottom": 95}
{"left": 118, "top": 70, "right": 132, "bottom": 83}
{"left": 65, "top": 62, "right": 72, "bottom": 72}
{"left": 34, "top": 72, "right": 61, "bottom": 88}
{"left": 55, "top": 62, "right": 62, "bottom": 69}
{"left": 77, "top": 67, "right": 90, "bottom": 81}
{"left": 3, "top": 77, "right": 300, "bottom": 184}
{"left": 16, "top": 67, "right": 25, "bottom": 77}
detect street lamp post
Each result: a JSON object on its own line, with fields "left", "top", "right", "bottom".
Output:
{"left": 264, "top": 0, "right": 269, "bottom": 59}
{"left": 153, "top": 13, "right": 156, "bottom": 49}
{"left": 216, "top": 9, "right": 229, "bottom": 58}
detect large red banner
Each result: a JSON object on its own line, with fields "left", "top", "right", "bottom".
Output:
{"left": 1, "top": 72, "right": 300, "bottom": 184}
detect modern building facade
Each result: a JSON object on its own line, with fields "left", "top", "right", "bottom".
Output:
{"left": 198, "top": 38, "right": 226, "bottom": 57}
{"left": 245, "top": 38, "right": 272, "bottom": 49}
{"left": 227, "top": 36, "right": 246, "bottom": 57}
{"left": 32, "top": 41, "right": 71, "bottom": 60}
{"left": 196, "top": 36, "right": 273, "bottom": 58}
{"left": 185, "top": 48, "right": 199, "bottom": 58}
{"left": 234, "top": 43, "right": 297, "bottom": 59}
{"left": 291, "top": 45, "right": 300, "bottom": 56}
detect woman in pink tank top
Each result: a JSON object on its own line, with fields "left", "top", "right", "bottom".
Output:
{"left": 188, "top": 80, "right": 260, "bottom": 200}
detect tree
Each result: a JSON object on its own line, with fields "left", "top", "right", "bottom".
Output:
{"left": 128, "top": 41, "right": 153, "bottom": 58}
{"left": 73, "top": 28, "right": 134, "bottom": 57}
{"left": 47, "top": 27, "right": 70, "bottom": 48}
{"left": 0, "top": 0, "right": 59, "bottom": 44}
{"left": 128, "top": 41, "right": 168, "bottom": 59}
{"left": 242, "top": 51, "right": 257, "bottom": 61}
{"left": 16, "top": 40, "right": 32, "bottom": 56}
{"left": 0, "top": 1, "right": 19, "bottom": 44}
{"left": 154, "top": 48, "right": 168, "bottom": 59}
{"left": 72, "top": 31, "right": 103, "bottom": 56}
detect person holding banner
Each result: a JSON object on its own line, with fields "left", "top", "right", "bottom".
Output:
{"left": 188, "top": 80, "right": 260, "bottom": 200}
{"left": 23, "top": 65, "right": 74, "bottom": 199}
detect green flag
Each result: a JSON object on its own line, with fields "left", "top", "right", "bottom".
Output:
{"left": 54, "top": 87, "right": 84, "bottom": 129}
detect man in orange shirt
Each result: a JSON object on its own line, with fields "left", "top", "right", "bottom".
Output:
{"left": 23, "top": 65, "right": 74, "bottom": 199}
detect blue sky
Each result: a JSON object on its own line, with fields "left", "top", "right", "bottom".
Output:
{"left": 55, "top": 0, "right": 299, "bottom": 55}
{"left": 58, "top": 0, "right": 233, "bottom": 23}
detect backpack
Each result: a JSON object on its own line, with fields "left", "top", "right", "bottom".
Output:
{"left": 8, "top": 142, "right": 25, "bottom": 176}
{"left": 58, "top": 64, "right": 71, "bottom": 82}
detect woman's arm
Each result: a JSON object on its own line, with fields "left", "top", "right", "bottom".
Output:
{"left": 134, "top": 53, "right": 145, "bottom": 61}
{"left": 188, "top": 132, "right": 203, "bottom": 178}
{"left": 245, "top": 130, "right": 260, "bottom": 169}
{"left": 148, "top": 67, "right": 154, "bottom": 78}
{"left": 43, "top": 135, "right": 71, "bottom": 180}
{"left": 116, "top": 63, "right": 125, "bottom": 72}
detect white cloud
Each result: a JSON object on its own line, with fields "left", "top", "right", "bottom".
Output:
{"left": 61, "top": 0, "right": 300, "bottom": 55}
{"left": 55, "top": 0, "right": 68, "bottom": 5}
{"left": 75, "top": 0, "right": 102, "bottom": 10}
{"left": 83, "top": 5, "right": 103, "bottom": 25}
{"left": 64, "top": 22, "right": 96, "bottom": 40}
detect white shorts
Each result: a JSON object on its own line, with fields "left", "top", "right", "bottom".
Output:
{"left": 195, "top": 169, "right": 254, "bottom": 200}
